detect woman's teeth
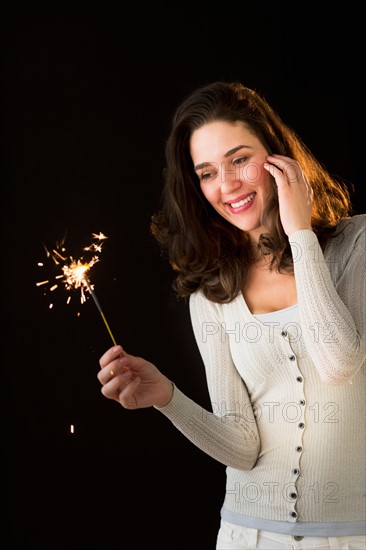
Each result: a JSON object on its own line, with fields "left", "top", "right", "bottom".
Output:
{"left": 230, "top": 193, "right": 256, "bottom": 208}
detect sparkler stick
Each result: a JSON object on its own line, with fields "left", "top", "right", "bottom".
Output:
{"left": 84, "top": 278, "right": 117, "bottom": 346}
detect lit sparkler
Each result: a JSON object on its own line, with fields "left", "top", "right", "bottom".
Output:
{"left": 36, "top": 232, "right": 117, "bottom": 345}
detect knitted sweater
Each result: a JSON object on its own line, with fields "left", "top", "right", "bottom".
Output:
{"left": 157, "top": 215, "right": 366, "bottom": 535}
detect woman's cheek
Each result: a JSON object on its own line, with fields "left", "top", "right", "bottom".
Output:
{"left": 241, "top": 161, "right": 264, "bottom": 184}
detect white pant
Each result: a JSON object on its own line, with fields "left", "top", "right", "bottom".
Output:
{"left": 216, "top": 519, "right": 366, "bottom": 549}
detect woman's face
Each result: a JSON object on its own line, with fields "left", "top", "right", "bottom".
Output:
{"left": 190, "top": 120, "right": 273, "bottom": 242}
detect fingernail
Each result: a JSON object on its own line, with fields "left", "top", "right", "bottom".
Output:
{"left": 122, "top": 370, "right": 131, "bottom": 378}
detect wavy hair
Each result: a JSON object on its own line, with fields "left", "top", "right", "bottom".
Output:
{"left": 151, "top": 81, "right": 352, "bottom": 303}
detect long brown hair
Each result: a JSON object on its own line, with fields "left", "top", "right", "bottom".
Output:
{"left": 151, "top": 81, "right": 352, "bottom": 303}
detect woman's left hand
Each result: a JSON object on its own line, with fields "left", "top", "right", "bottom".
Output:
{"left": 263, "top": 154, "right": 313, "bottom": 237}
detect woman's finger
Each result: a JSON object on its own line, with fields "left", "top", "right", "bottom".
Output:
{"left": 99, "top": 345, "right": 125, "bottom": 369}
{"left": 266, "top": 155, "right": 304, "bottom": 184}
{"left": 100, "top": 368, "right": 132, "bottom": 399}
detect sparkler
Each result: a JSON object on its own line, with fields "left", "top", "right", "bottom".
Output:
{"left": 36, "top": 231, "right": 117, "bottom": 345}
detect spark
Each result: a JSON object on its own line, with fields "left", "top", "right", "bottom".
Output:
{"left": 36, "top": 231, "right": 117, "bottom": 345}
{"left": 36, "top": 232, "right": 107, "bottom": 306}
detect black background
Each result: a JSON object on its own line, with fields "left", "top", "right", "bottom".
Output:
{"left": 2, "top": 13, "right": 364, "bottom": 550}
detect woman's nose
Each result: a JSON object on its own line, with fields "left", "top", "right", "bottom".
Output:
{"left": 220, "top": 166, "right": 242, "bottom": 193}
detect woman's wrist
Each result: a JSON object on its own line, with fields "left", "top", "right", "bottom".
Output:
{"left": 155, "top": 379, "right": 175, "bottom": 408}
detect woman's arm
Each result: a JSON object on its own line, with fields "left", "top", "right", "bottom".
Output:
{"left": 290, "top": 217, "right": 366, "bottom": 384}
{"left": 156, "top": 290, "right": 260, "bottom": 469}
{"left": 97, "top": 290, "right": 260, "bottom": 469}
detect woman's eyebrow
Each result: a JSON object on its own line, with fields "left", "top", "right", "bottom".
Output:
{"left": 194, "top": 145, "right": 252, "bottom": 171}
{"left": 224, "top": 144, "right": 252, "bottom": 157}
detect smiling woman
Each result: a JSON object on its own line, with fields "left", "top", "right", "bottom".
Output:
{"left": 96, "top": 81, "right": 366, "bottom": 549}
{"left": 189, "top": 120, "right": 305, "bottom": 314}
{"left": 151, "top": 82, "right": 352, "bottom": 304}
{"left": 191, "top": 121, "right": 273, "bottom": 237}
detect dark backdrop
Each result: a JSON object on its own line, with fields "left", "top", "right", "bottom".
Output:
{"left": 2, "top": 14, "right": 363, "bottom": 550}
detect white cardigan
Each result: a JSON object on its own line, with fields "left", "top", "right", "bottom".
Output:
{"left": 157, "top": 215, "right": 366, "bottom": 535}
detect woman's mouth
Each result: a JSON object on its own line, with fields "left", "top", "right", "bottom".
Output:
{"left": 227, "top": 192, "right": 256, "bottom": 213}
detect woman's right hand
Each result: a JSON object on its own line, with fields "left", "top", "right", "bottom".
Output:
{"left": 97, "top": 345, "right": 174, "bottom": 410}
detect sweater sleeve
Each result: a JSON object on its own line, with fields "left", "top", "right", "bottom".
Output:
{"left": 289, "top": 219, "right": 366, "bottom": 385}
{"left": 155, "top": 291, "right": 260, "bottom": 470}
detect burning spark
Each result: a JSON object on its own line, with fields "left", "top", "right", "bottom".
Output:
{"left": 36, "top": 232, "right": 107, "bottom": 306}
{"left": 36, "top": 231, "right": 117, "bottom": 345}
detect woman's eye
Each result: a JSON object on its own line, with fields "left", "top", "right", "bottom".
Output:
{"left": 201, "top": 172, "right": 211, "bottom": 181}
{"left": 233, "top": 156, "right": 248, "bottom": 166}
{"left": 200, "top": 170, "right": 214, "bottom": 182}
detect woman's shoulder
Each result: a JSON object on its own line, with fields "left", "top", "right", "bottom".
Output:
{"left": 324, "top": 214, "right": 366, "bottom": 271}
{"left": 335, "top": 214, "right": 366, "bottom": 242}
{"left": 189, "top": 288, "right": 216, "bottom": 309}
{"left": 189, "top": 288, "right": 228, "bottom": 319}
{"left": 189, "top": 288, "right": 242, "bottom": 316}
{"left": 338, "top": 213, "right": 366, "bottom": 228}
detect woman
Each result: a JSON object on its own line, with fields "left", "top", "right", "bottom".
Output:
{"left": 97, "top": 82, "right": 365, "bottom": 549}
